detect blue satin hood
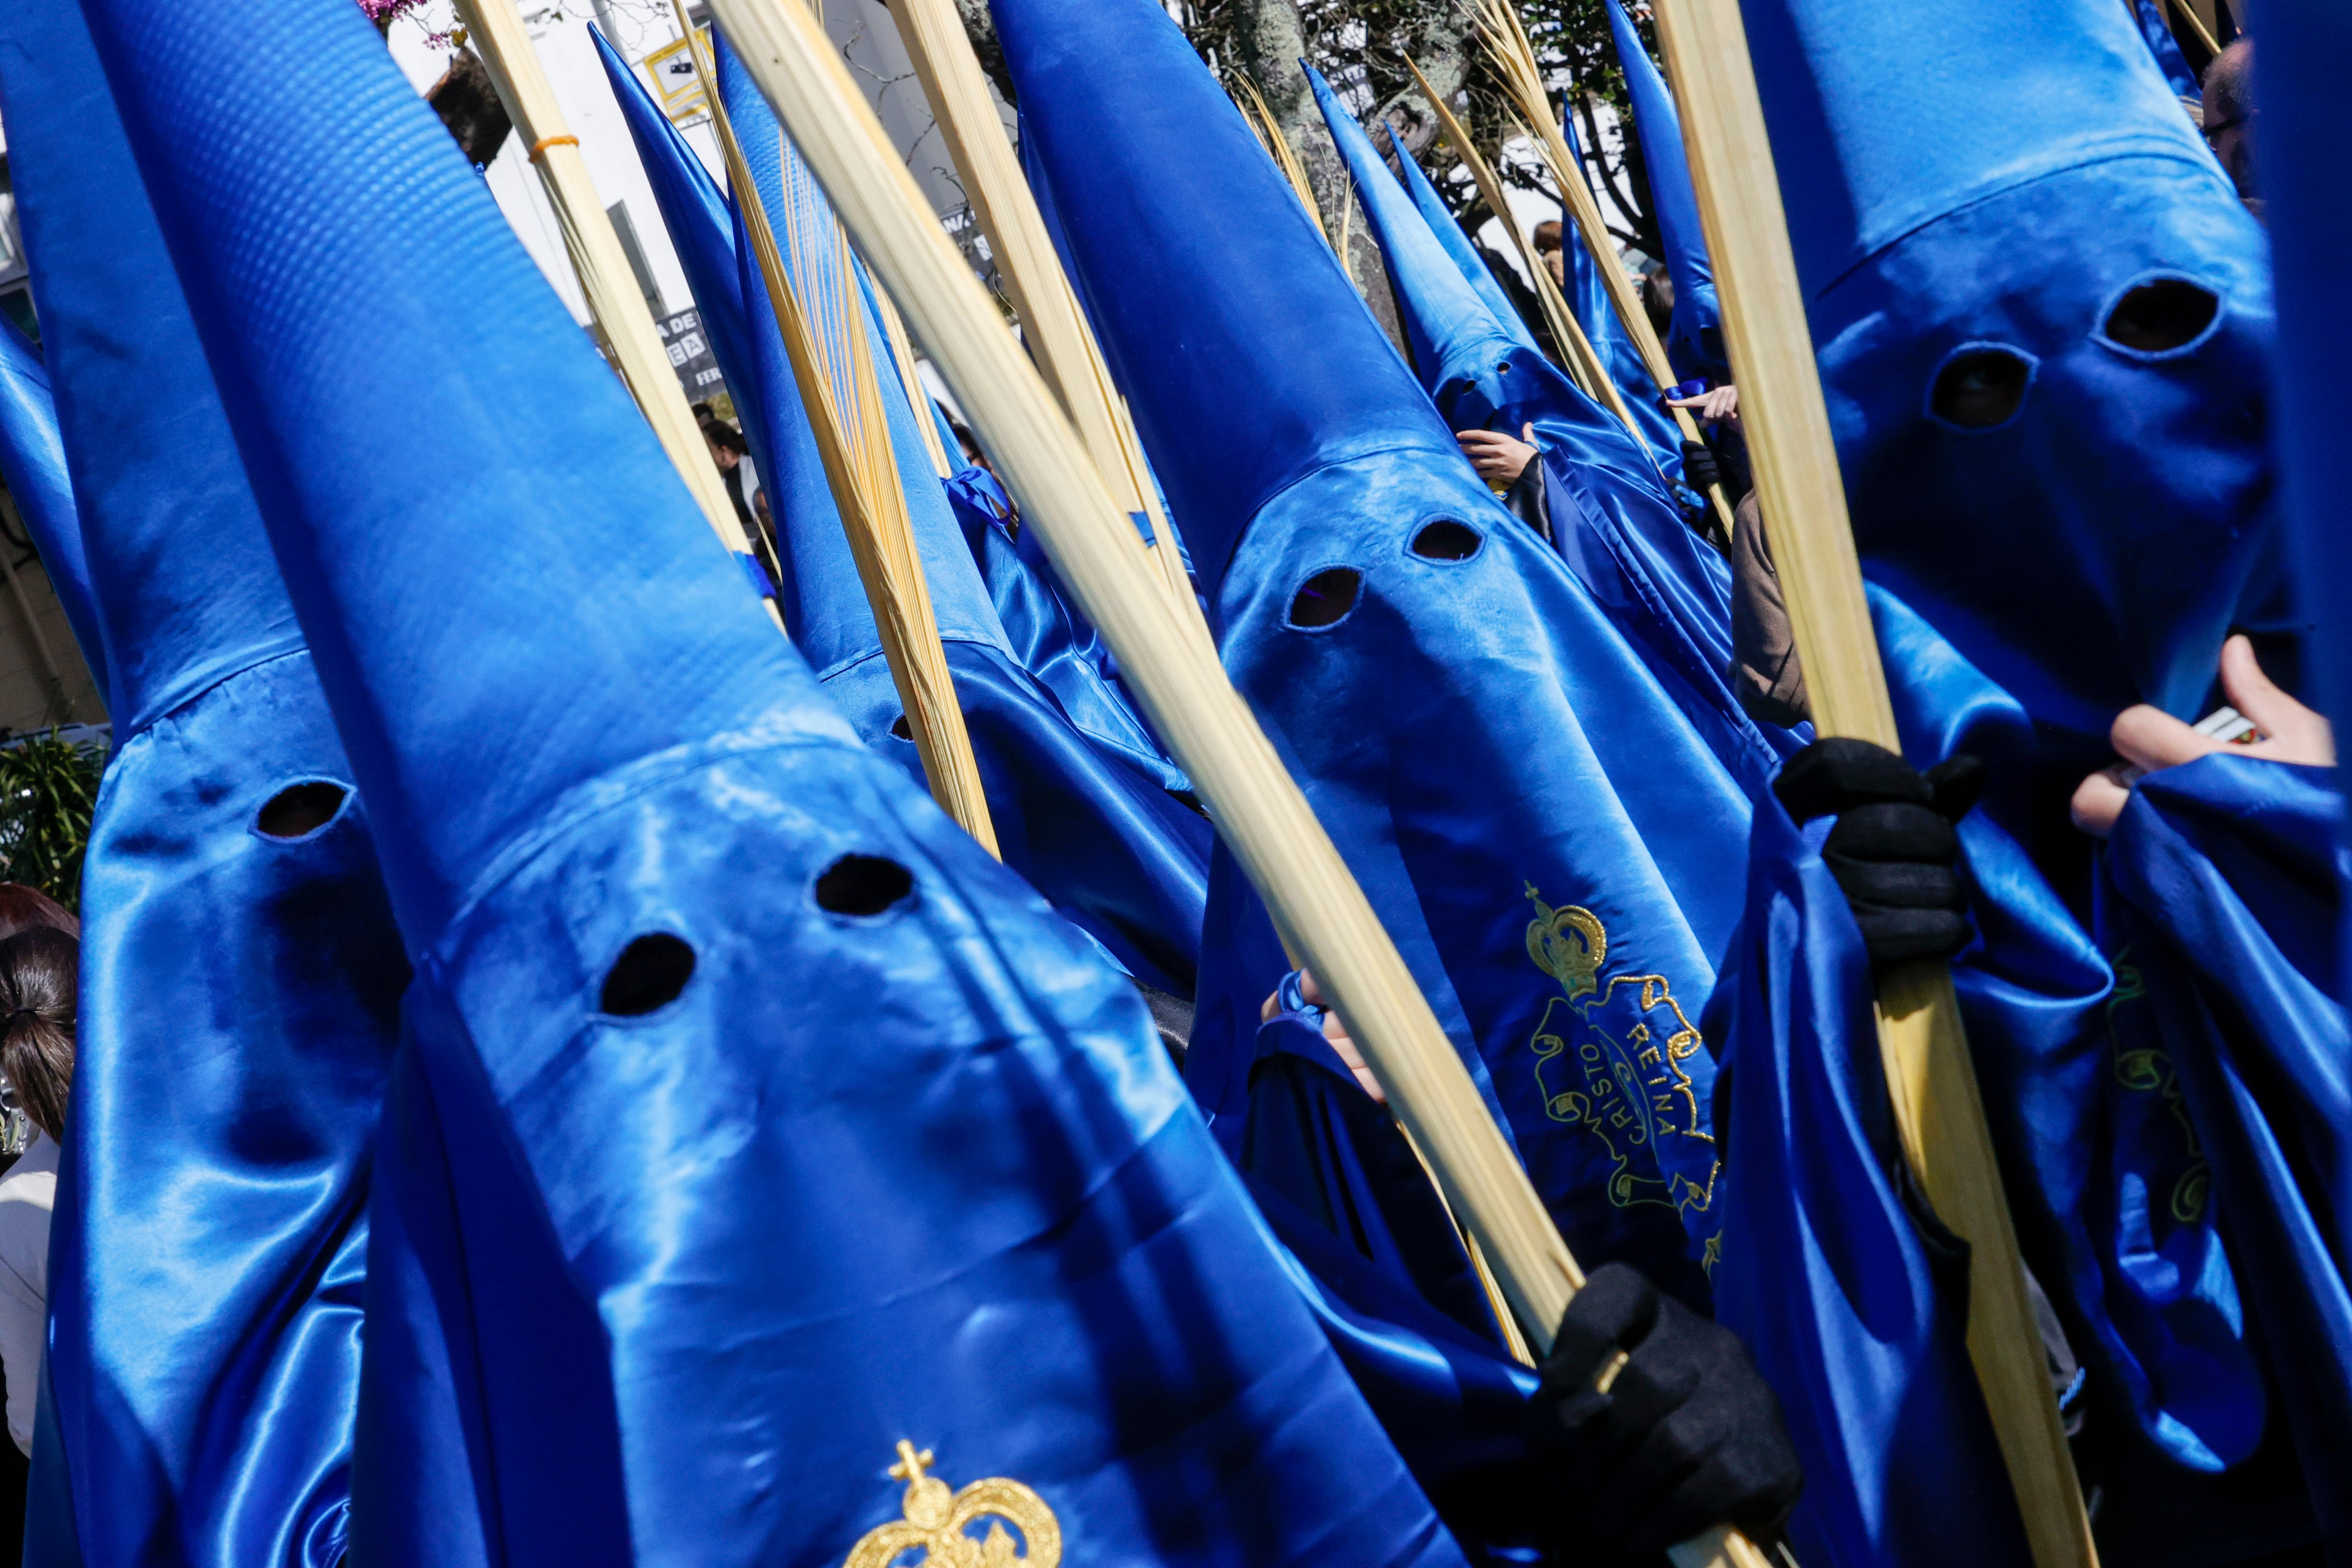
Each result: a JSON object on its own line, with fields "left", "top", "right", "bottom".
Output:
{"left": 0, "top": 320, "right": 107, "bottom": 696}
{"left": 1744, "top": 0, "right": 2272, "bottom": 747}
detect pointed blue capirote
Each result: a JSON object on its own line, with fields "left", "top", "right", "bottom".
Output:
{"left": 1383, "top": 130, "right": 1534, "bottom": 360}
{"left": 79, "top": 3, "right": 1448, "bottom": 1562}
{"left": 714, "top": 35, "right": 1208, "bottom": 992}
{"left": 1305, "top": 68, "right": 1535, "bottom": 427}
{"left": 0, "top": 0, "right": 406, "bottom": 1560}
{"left": 1743, "top": 0, "right": 2269, "bottom": 747}
{"left": 0, "top": 320, "right": 107, "bottom": 699}
{"left": 994, "top": 0, "right": 1447, "bottom": 601}
{"left": 590, "top": 28, "right": 766, "bottom": 450}
{"left": 1553, "top": 111, "right": 1685, "bottom": 479}
{"left": 1603, "top": 0, "right": 1722, "bottom": 385}
{"left": 1002, "top": 0, "right": 1779, "bottom": 1306}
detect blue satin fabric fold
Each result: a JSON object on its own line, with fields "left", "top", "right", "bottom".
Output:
{"left": 0, "top": 320, "right": 107, "bottom": 695}
{"left": 714, "top": 39, "right": 1208, "bottom": 993}
{"left": 1245, "top": 1174, "right": 1549, "bottom": 1566}
{"left": 55, "top": 657, "right": 406, "bottom": 1568}
{"left": 1706, "top": 781, "right": 2031, "bottom": 1568}
{"left": 1603, "top": 0, "right": 1724, "bottom": 387}
{"left": 1869, "top": 589, "right": 2269, "bottom": 1483}
{"left": 2102, "top": 755, "right": 2352, "bottom": 1561}
{"left": 1242, "top": 976, "right": 1494, "bottom": 1343}
{"left": 0, "top": 5, "right": 409, "bottom": 1562}
{"left": 2259, "top": 0, "right": 2352, "bottom": 1002}
{"left": 938, "top": 462, "right": 1190, "bottom": 796}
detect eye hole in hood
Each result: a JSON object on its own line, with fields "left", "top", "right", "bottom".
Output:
{"left": 2099, "top": 275, "right": 2223, "bottom": 358}
{"left": 1927, "top": 343, "right": 2037, "bottom": 431}
{"left": 1288, "top": 566, "right": 1361, "bottom": 629}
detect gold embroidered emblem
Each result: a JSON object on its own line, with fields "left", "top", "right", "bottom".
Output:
{"left": 844, "top": 1442, "right": 1061, "bottom": 1568}
{"left": 2106, "top": 948, "right": 2210, "bottom": 1225}
{"left": 1523, "top": 883, "right": 1716, "bottom": 1215}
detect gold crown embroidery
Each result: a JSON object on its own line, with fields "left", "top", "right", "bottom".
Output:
{"left": 844, "top": 1442, "right": 1062, "bottom": 1568}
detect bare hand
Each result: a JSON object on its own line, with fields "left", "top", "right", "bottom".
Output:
{"left": 1258, "top": 968, "right": 1385, "bottom": 1102}
{"left": 2071, "top": 635, "right": 2334, "bottom": 837}
{"left": 1667, "top": 384, "right": 1740, "bottom": 425}
{"left": 1457, "top": 422, "right": 1539, "bottom": 486}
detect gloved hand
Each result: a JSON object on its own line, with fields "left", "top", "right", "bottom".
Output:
{"left": 1772, "top": 738, "right": 1987, "bottom": 970}
{"left": 1527, "top": 1263, "right": 1803, "bottom": 1559}
{"left": 1678, "top": 439, "right": 1722, "bottom": 495}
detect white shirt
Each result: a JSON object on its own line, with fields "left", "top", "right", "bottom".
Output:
{"left": 0, "top": 1130, "right": 58, "bottom": 1456}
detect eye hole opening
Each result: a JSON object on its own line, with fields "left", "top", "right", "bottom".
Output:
{"left": 813, "top": 853, "right": 915, "bottom": 917}
{"left": 1410, "top": 520, "right": 1484, "bottom": 561}
{"left": 2102, "top": 278, "right": 2220, "bottom": 355}
{"left": 598, "top": 933, "right": 696, "bottom": 1017}
{"left": 1287, "top": 567, "right": 1360, "bottom": 629}
{"left": 1928, "top": 347, "right": 2034, "bottom": 430}
{"left": 256, "top": 780, "right": 349, "bottom": 840}
{"left": 889, "top": 714, "right": 912, "bottom": 741}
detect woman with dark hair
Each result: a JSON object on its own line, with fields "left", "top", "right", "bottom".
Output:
{"left": 0, "top": 885, "right": 77, "bottom": 944}
{"left": 0, "top": 926, "right": 75, "bottom": 1457}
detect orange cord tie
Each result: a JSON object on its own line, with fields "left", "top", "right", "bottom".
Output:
{"left": 527, "top": 134, "right": 580, "bottom": 161}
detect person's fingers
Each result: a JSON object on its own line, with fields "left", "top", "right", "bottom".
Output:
{"left": 2220, "top": 634, "right": 2336, "bottom": 764}
{"left": 1297, "top": 968, "right": 1327, "bottom": 1008}
{"left": 1456, "top": 430, "right": 1504, "bottom": 448}
{"left": 2110, "top": 703, "right": 2219, "bottom": 776}
{"left": 2069, "top": 765, "right": 2134, "bottom": 839}
{"left": 1522, "top": 422, "right": 1536, "bottom": 443}
{"left": 1260, "top": 987, "right": 1280, "bottom": 1025}
{"left": 1325, "top": 1015, "right": 1386, "bottom": 1102}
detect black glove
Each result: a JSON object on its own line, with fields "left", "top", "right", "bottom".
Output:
{"left": 1527, "top": 1264, "right": 1803, "bottom": 1559}
{"left": 1679, "top": 439, "right": 1722, "bottom": 494}
{"left": 1772, "top": 738, "right": 1987, "bottom": 971}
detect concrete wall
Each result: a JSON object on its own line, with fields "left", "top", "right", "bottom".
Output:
{"left": 0, "top": 549, "right": 103, "bottom": 738}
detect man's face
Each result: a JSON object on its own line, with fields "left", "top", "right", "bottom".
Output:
{"left": 1540, "top": 245, "right": 1565, "bottom": 288}
{"left": 706, "top": 438, "right": 739, "bottom": 473}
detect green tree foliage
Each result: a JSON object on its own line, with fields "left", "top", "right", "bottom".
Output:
{"left": 1167, "top": 0, "right": 1666, "bottom": 260}
{"left": 0, "top": 732, "right": 102, "bottom": 912}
